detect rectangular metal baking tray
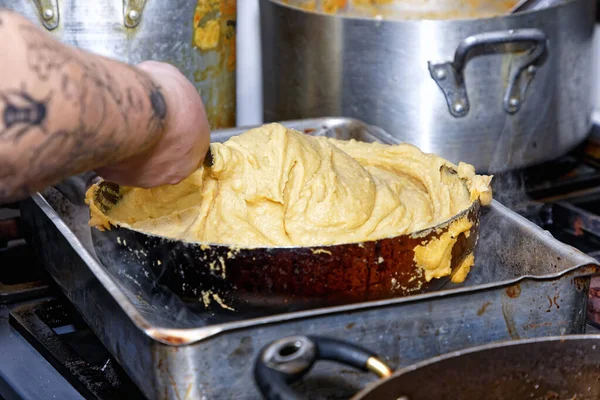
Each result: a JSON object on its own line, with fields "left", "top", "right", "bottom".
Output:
{"left": 20, "top": 117, "right": 600, "bottom": 400}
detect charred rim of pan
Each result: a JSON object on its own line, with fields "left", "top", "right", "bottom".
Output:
{"left": 90, "top": 170, "right": 482, "bottom": 250}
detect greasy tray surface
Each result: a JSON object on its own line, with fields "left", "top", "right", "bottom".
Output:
{"left": 29, "top": 117, "right": 600, "bottom": 345}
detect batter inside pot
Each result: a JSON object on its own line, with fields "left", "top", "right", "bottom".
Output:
{"left": 87, "top": 123, "right": 492, "bottom": 248}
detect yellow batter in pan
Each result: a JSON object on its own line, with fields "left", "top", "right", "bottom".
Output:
{"left": 87, "top": 123, "right": 492, "bottom": 250}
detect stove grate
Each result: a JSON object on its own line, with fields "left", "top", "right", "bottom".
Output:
{"left": 9, "top": 298, "right": 145, "bottom": 400}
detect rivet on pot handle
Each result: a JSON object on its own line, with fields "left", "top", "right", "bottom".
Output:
{"left": 32, "top": 0, "right": 59, "bottom": 30}
{"left": 254, "top": 335, "right": 394, "bottom": 400}
{"left": 428, "top": 29, "right": 547, "bottom": 118}
{"left": 123, "top": 0, "right": 147, "bottom": 28}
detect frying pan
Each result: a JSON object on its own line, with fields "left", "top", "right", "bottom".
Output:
{"left": 87, "top": 175, "right": 482, "bottom": 315}
{"left": 254, "top": 334, "right": 600, "bottom": 400}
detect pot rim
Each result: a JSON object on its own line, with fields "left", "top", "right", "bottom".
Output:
{"left": 263, "top": 0, "right": 578, "bottom": 23}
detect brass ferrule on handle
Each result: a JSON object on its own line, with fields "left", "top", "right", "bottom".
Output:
{"left": 366, "top": 356, "right": 394, "bottom": 378}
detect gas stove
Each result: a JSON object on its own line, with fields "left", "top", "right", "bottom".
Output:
{"left": 3, "top": 130, "right": 600, "bottom": 399}
{"left": 0, "top": 205, "right": 143, "bottom": 400}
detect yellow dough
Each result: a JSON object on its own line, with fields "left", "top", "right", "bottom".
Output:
{"left": 87, "top": 123, "right": 492, "bottom": 248}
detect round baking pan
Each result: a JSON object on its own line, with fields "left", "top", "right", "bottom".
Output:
{"left": 88, "top": 179, "right": 482, "bottom": 314}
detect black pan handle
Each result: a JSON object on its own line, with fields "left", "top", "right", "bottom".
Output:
{"left": 253, "top": 335, "right": 393, "bottom": 400}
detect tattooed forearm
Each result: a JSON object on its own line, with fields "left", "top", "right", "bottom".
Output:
{"left": 0, "top": 11, "right": 168, "bottom": 203}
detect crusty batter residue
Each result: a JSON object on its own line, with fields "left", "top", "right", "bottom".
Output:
{"left": 87, "top": 123, "right": 492, "bottom": 248}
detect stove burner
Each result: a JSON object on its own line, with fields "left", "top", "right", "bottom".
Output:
{"left": 9, "top": 298, "right": 145, "bottom": 400}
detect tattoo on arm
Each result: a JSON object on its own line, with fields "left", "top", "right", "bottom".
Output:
{"left": 0, "top": 19, "right": 167, "bottom": 203}
{"left": 0, "top": 86, "right": 50, "bottom": 142}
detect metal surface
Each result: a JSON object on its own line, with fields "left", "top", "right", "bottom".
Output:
{"left": 0, "top": 213, "right": 83, "bottom": 400}
{"left": 261, "top": 0, "right": 595, "bottom": 172}
{"left": 255, "top": 335, "right": 393, "bottom": 400}
{"left": 21, "top": 191, "right": 600, "bottom": 399}
{"left": 355, "top": 335, "right": 600, "bottom": 400}
{"left": 261, "top": 336, "right": 317, "bottom": 375}
{"left": 123, "top": 0, "right": 147, "bottom": 28}
{"left": 32, "top": 0, "right": 59, "bottom": 30}
{"left": 1, "top": 0, "right": 236, "bottom": 129}
{"left": 210, "top": 117, "right": 397, "bottom": 143}
{"left": 0, "top": 216, "right": 50, "bottom": 304}
{"left": 255, "top": 334, "right": 600, "bottom": 399}
{"left": 8, "top": 299, "right": 144, "bottom": 400}
{"left": 510, "top": 0, "right": 566, "bottom": 13}
{"left": 0, "top": 299, "right": 85, "bottom": 400}
{"left": 428, "top": 29, "right": 547, "bottom": 117}
{"left": 17, "top": 118, "right": 600, "bottom": 399}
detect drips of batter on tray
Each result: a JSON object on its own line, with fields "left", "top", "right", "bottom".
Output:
{"left": 87, "top": 123, "right": 492, "bottom": 280}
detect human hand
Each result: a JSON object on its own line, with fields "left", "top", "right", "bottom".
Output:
{"left": 95, "top": 61, "right": 210, "bottom": 187}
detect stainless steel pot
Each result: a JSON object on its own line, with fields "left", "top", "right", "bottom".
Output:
{"left": 1, "top": 0, "right": 236, "bottom": 129}
{"left": 260, "top": 0, "right": 596, "bottom": 172}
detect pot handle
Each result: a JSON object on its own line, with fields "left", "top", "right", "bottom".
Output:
{"left": 123, "top": 0, "right": 147, "bottom": 28}
{"left": 123, "top": 0, "right": 146, "bottom": 28}
{"left": 31, "top": 0, "right": 59, "bottom": 30}
{"left": 31, "top": 0, "right": 148, "bottom": 29}
{"left": 428, "top": 29, "right": 547, "bottom": 118}
{"left": 254, "top": 335, "right": 393, "bottom": 400}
